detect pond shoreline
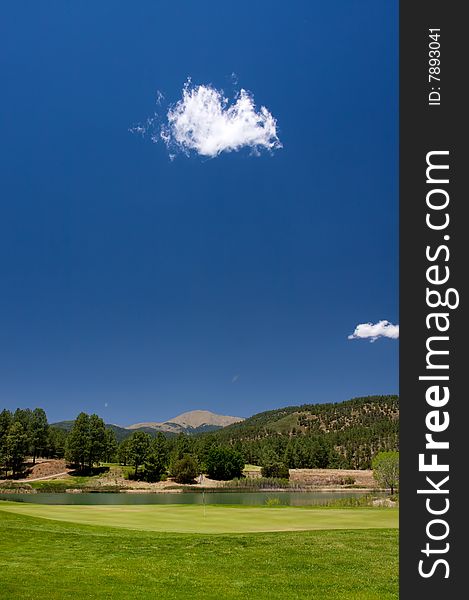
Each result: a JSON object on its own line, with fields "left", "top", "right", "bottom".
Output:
{"left": 0, "top": 486, "right": 381, "bottom": 496}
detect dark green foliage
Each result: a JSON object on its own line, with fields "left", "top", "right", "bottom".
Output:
{"left": 172, "top": 433, "right": 193, "bottom": 460}
{"left": 45, "top": 426, "right": 67, "bottom": 459}
{"left": 281, "top": 437, "right": 333, "bottom": 469}
{"left": 117, "top": 438, "right": 130, "bottom": 466}
{"left": 64, "top": 413, "right": 108, "bottom": 471}
{"left": 1, "top": 395, "right": 399, "bottom": 478}
{"left": 166, "top": 434, "right": 198, "bottom": 482}
{"left": 88, "top": 414, "right": 107, "bottom": 468}
{"left": 30, "top": 408, "right": 49, "bottom": 465}
{"left": 144, "top": 433, "right": 169, "bottom": 482}
{"left": 65, "top": 413, "right": 91, "bottom": 471}
{"left": 104, "top": 429, "right": 118, "bottom": 463}
{"left": 0, "top": 409, "right": 13, "bottom": 438}
{"left": 127, "top": 431, "right": 152, "bottom": 476}
{"left": 170, "top": 454, "right": 199, "bottom": 483}
{"left": 0, "top": 408, "right": 50, "bottom": 475}
{"left": 13, "top": 408, "right": 33, "bottom": 436}
{"left": 202, "top": 395, "right": 399, "bottom": 470}
{"left": 3, "top": 421, "right": 29, "bottom": 476}
{"left": 0, "top": 410, "right": 13, "bottom": 476}
{"left": 261, "top": 461, "right": 290, "bottom": 479}
{"left": 205, "top": 446, "right": 245, "bottom": 480}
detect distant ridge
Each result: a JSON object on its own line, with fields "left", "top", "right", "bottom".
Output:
{"left": 127, "top": 410, "right": 244, "bottom": 434}
{"left": 51, "top": 410, "right": 244, "bottom": 441}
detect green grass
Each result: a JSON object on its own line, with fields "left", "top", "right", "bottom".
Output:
{"left": 29, "top": 475, "right": 94, "bottom": 491}
{"left": 0, "top": 501, "right": 398, "bottom": 534}
{"left": 266, "top": 412, "right": 301, "bottom": 433}
{"left": 0, "top": 508, "right": 398, "bottom": 599}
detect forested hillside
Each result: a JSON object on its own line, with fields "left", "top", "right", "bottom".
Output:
{"left": 205, "top": 395, "right": 399, "bottom": 469}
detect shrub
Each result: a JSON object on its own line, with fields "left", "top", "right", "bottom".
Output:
{"left": 261, "top": 461, "right": 290, "bottom": 479}
{"left": 206, "top": 446, "right": 245, "bottom": 481}
{"left": 171, "top": 454, "right": 199, "bottom": 484}
{"left": 338, "top": 476, "right": 356, "bottom": 485}
{"left": 221, "top": 477, "right": 295, "bottom": 490}
{"left": 265, "top": 497, "right": 282, "bottom": 507}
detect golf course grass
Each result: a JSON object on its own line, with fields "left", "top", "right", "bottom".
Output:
{"left": 0, "top": 503, "right": 398, "bottom": 599}
{"left": 0, "top": 501, "right": 398, "bottom": 533}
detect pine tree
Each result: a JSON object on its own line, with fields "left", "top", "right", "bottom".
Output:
{"left": 117, "top": 438, "right": 130, "bottom": 466}
{"left": 0, "top": 410, "right": 13, "bottom": 476}
{"left": 128, "top": 431, "right": 151, "bottom": 477}
{"left": 65, "top": 412, "right": 90, "bottom": 472}
{"left": 144, "top": 433, "right": 169, "bottom": 482}
{"left": 5, "top": 421, "right": 28, "bottom": 476}
{"left": 30, "top": 408, "right": 49, "bottom": 464}
{"left": 88, "top": 414, "right": 107, "bottom": 469}
{"left": 104, "top": 429, "right": 118, "bottom": 463}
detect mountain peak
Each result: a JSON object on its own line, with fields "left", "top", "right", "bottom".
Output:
{"left": 126, "top": 409, "right": 244, "bottom": 433}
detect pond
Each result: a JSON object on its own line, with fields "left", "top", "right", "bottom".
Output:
{"left": 0, "top": 490, "right": 376, "bottom": 506}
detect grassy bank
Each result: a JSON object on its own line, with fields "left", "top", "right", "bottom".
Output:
{"left": 0, "top": 508, "right": 398, "bottom": 599}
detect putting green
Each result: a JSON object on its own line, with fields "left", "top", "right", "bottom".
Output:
{"left": 0, "top": 502, "right": 398, "bottom": 534}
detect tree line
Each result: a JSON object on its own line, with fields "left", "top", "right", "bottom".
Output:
{"left": 205, "top": 395, "right": 399, "bottom": 470}
{"left": 1, "top": 408, "right": 52, "bottom": 476}
{"left": 0, "top": 407, "right": 246, "bottom": 483}
{"left": 1, "top": 395, "right": 399, "bottom": 481}
{"left": 117, "top": 429, "right": 244, "bottom": 483}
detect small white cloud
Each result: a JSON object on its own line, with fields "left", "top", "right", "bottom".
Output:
{"left": 129, "top": 114, "right": 158, "bottom": 137}
{"left": 155, "top": 90, "right": 164, "bottom": 105}
{"left": 348, "top": 320, "right": 399, "bottom": 343}
{"left": 231, "top": 374, "right": 240, "bottom": 383}
{"left": 161, "top": 80, "right": 282, "bottom": 158}
{"left": 128, "top": 125, "right": 146, "bottom": 136}
{"left": 104, "top": 402, "right": 109, "bottom": 408}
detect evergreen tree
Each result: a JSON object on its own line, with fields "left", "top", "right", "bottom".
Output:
{"left": 144, "top": 433, "right": 169, "bottom": 482}
{"left": 46, "top": 427, "right": 67, "bottom": 459}
{"left": 0, "top": 410, "right": 13, "bottom": 476}
{"left": 284, "top": 438, "right": 298, "bottom": 468}
{"left": 65, "top": 412, "right": 90, "bottom": 471}
{"left": 4, "top": 421, "right": 28, "bottom": 476}
{"left": 128, "top": 431, "right": 151, "bottom": 477}
{"left": 13, "top": 408, "right": 33, "bottom": 456}
{"left": 30, "top": 408, "right": 49, "bottom": 464}
{"left": 117, "top": 438, "right": 130, "bottom": 466}
{"left": 104, "top": 429, "right": 118, "bottom": 463}
{"left": 88, "top": 414, "right": 107, "bottom": 469}
{"left": 173, "top": 433, "right": 192, "bottom": 460}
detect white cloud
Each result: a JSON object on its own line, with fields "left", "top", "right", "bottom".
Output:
{"left": 231, "top": 374, "right": 240, "bottom": 383}
{"left": 161, "top": 80, "right": 282, "bottom": 158}
{"left": 155, "top": 90, "right": 164, "bottom": 105}
{"left": 348, "top": 320, "right": 399, "bottom": 343}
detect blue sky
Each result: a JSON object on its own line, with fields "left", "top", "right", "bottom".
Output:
{"left": 0, "top": 1, "right": 398, "bottom": 425}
